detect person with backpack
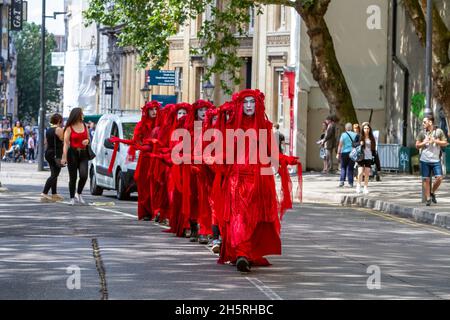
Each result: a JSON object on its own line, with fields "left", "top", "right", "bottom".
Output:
{"left": 415, "top": 114, "right": 449, "bottom": 206}
{"left": 336, "top": 123, "right": 357, "bottom": 187}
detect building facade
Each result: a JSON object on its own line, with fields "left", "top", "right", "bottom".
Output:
{"left": 63, "top": 0, "right": 98, "bottom": 118}
{"left": 90, "top": 0, "right": 449, "bottom": 170}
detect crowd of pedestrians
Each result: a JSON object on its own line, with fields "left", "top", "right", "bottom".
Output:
{"left": 0, "top": 117, "right": 38, "bottom": 163}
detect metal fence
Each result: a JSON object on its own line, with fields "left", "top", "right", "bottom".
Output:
{"left": 377, "top": 144, "right": 401, "bottom": 171}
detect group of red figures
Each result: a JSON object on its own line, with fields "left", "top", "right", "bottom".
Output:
{"left": 108, "top": 89, "right": 302, "bottom": 273}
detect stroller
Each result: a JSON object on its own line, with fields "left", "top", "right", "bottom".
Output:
{"left": 2, "top": 138, "right": 25, "bottom": 163}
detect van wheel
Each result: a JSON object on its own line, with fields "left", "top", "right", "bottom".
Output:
{"left": 116, "top": 171, "right": 130, "bottom": 200}
{"left": 90, "top": 171, "right": 103, "bottom": 196}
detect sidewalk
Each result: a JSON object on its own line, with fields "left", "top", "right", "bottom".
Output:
{"left": 296, "top": 171, "right": 450, "bottom": 230}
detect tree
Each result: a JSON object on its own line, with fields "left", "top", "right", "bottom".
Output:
{"left": 13, "top": 22, "right": 60, "bottom": 123}
{"left": 84, "top": 0, "right": 358, "bottom": 124}
{"left": 403, "top": 0, "right": 450, "bottom": 122}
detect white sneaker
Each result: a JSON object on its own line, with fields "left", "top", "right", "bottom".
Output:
{"left": 75, "top": 193, "right": 86, "bottom": 205}
{"left": 356, "top": 184, "right": 361, "bottom": 194}
{"left": 70, "top": 198, "right": 76, "bottom": 206}
{"left": 363, "top": 187, "right": 369, "bottom": 195}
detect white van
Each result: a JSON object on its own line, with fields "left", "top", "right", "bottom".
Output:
{"left": 90, "top": 113, "right": 140, "bottom": 200}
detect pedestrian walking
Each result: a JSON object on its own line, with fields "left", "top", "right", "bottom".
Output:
{"left": 319, "top": 116, "right": 337, "bottom": 174}
{"left": 0, "top": 117, "right": 11, "bottom": 158}
{"left": 61, "top": 108, "right": 90, "bottom": 206}
{"left": 41, "top": 114, "right": 65, "bottom": 202}
{"left": 27, "top": 132, "right": 36, "bottom": 162}
{"left": 317, "top": 121, "right": 327, "bottom": 173}
{"left": 415, "top": 115, "right": 449, "bottom": 206}
{"left": 273, "top": 123, "right": 286, "bottom": 154}
{"left": 336, "top": 123, "right": 357, "bottom": 187}
{"left": 356, "top": 122, "right": 376, "bottom": 194}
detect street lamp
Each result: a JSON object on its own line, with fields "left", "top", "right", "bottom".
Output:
{"left": 140, "top": 84, "right": 151, "bottom": 102}
{"left": 424, "top": 0, "right": 433, "bottom": 118}
{"left": 38, "top": 3, "right": 68, "bottom": 171}
{"left": 202, "top": 80, "right": 215, "bottom": 102}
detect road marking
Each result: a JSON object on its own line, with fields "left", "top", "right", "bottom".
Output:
{"left": 245, "top": 277, "right": 283, "bottom": 300}
{"left": 354, "top": 207, "right": 450, "bottom": 237}
{"left": 94, "top": 207, "right": 136, "bottom": 219}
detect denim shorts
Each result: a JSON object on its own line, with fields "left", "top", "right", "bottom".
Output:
{"left": 420, "top": 161, "right": 443, "bottom": 179}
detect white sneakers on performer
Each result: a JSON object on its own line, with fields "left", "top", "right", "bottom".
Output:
{"left": 363, "top": 187, "right": 369, "bottom": 195}
{"left": 356, "top": 183, "right": 362, "bottom": 194}
{"left": 70, "top": 198, "right": 76, "bottom": 206}
{"left": 75, "top": 193, "right": 86, "bottom": 205}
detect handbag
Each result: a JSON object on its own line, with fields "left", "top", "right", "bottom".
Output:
{"left": 350, "top": 145, "right": 364, "bottom": 162}
{"left": 319, "top": 147, "right": 326, "bottom": 159}
{"left": 53, "top": 129, "right": 65, "bottom": 168}
{"left": 87, "top": 143, "right": 96, "bottom": 160}
{"left": 84, "top": 124, "right": 96, "bottom": 160}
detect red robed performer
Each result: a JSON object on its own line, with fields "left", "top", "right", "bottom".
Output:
{"left": 165, "top": 103, "right": 193, "bottom": 237}
{"left": 108, "top": 101, "right": 161, "bottom": 220}
{"left": 183, "top": 99, "right": 216, "bottom": 243}
{"left": 218, "top": 89, "right": 302, "bottom": 273}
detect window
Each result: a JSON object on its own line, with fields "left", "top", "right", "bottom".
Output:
{"left": 111, "top": 122, "right": 119, "bottom": 138}
{"left": 249, "top": 7, "right": 255, "bottom": 33}
{"left": 175, "top": 67, "right": 183, "bottom": 102}
{"left": 122, "top": 123, "right": 137, "bottom": 141}
{"left": 275, "top": 69, "right": 285, "bottom": 124}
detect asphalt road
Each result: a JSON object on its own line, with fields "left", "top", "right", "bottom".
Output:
{"left": 1, "top": 183, "right": 450, "bottom": 300}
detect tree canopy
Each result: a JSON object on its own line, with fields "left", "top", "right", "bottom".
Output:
{"left": 13, "top": 22, "right": 60, "bottom": 123}
{"left": 84, "top": 0, "right": 358, "bottom": 123}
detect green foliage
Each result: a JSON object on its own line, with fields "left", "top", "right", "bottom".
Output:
{"left": 84, "top": 0, "right": 264, "bottom": 93}
{"left": 411, "top": 92, "right": 426, "bottom": 120}
{"left": 13, "top": 22, "right": 60, "bottom": 122}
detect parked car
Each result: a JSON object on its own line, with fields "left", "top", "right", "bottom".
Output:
{"left": 90, "top": 114, "right": 140, "bottom": 200}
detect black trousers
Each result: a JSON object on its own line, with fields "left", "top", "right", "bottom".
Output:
{"left": 67, "top": 148, "right": 89, "bottom": 199}
{"left": 43, "top": 150, "right": 62, "bottom": 195}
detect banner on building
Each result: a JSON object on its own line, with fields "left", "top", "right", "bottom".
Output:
{"left": 11, "top": 0, "right": 24, "bottom": 31}
{"left": 51, "top": 52, "right": 65, "bottom": 67}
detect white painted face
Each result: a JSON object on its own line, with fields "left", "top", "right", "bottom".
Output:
{"left": 197, "top": 107, "right": 208, "bottom": 121}
{"left": 148, "top": 108, "right": 158, "bottom": 119}
{"left": 177, "top": 108, "right": 187, "bottom": 120}
{"left": 243, "top": 97, "right": 256, "bottom": 116}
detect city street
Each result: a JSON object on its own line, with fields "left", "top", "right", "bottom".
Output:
{"left": 1, "top": 175, "right": 450, "bottom": 300}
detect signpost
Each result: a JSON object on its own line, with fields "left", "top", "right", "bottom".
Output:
{"left": 148, "top": 70, "right": 176, "bottom": 86}
{"left": 51, "top": 52, "right": 65, "bottom": 67}
{"left": 151, "top": 94, "right": 177, "bottom": 107}
{"left": 11, "top": 0, "right": 24, "bottom": 31}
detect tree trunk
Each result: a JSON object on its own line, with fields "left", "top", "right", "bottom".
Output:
{"left": 294, "top": 0, "right": 358, "bottom": 125}
{"left": 404, "top": 0, "right": 450, "bottom": 126}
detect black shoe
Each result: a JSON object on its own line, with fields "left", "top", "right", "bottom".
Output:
{"left": 143, "top": 216, "right": 151, "bottom": 221}
{"left": 236, "top": 257, "right": 251, "bottom": 273}
{"left": 189, "top": 221, "right": 198, "bottom": 242}
{"left": 154, "top": 213, "right": 160, "bottom": 223}
{"left": 431, "top": 193, "right": 437, "bottom": 204}
{"left": 198, "top": 235, "right": 209, "bottom": 245}
{"left": 426, "top": 199, "right": 432, "bottom": 206}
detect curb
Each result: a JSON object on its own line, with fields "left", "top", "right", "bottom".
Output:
{"left": 303, "top": 191, "right": 450, "bottom": 230}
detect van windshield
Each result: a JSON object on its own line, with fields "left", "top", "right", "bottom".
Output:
{"left": 122, "top": 122, "right": 137, "bottom": 140}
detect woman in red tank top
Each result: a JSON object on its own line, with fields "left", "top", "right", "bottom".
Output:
{"left": 61, "top": 108, "right": 90, "bottom": 205}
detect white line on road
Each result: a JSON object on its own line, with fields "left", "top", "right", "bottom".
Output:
{"left": 94, "top": 207, "right": 136, "bottom": 219}
{"left": 245, "top": 277, "right": 283, "bottom": 300}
